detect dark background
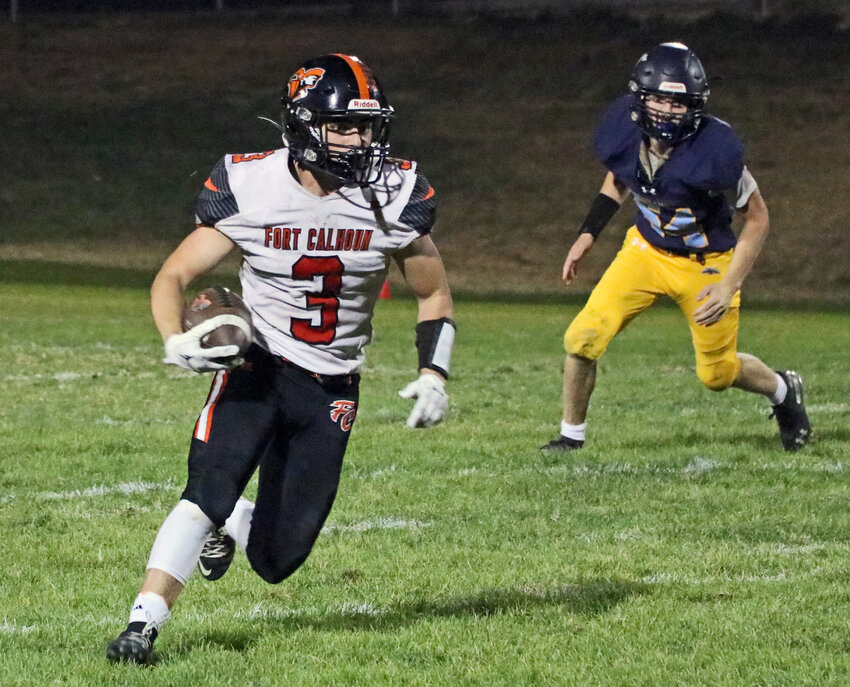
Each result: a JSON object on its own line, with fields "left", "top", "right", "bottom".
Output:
{"left": 2, "top": 5, "right": 849, "bottom": 304}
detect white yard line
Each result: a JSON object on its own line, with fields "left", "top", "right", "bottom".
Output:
{"left": 38, "top": 481, "right": 176, "bottom": 501}
{"left": 4, "top": 370, "right": 157, "bottom": 383}
{"left": 641, "top": 571, "right": 791, "bottom": 585}
{"left": 809, "top": 403, "right": 850, "bottom": 413}
{"left": 323, "top": 517, "right": 432, "bottom": 534}
{"left": 0, "top": 619, "right": 37, "bottom": 634}
{"left": 0, "top": 481, "right": 177, "bottom": 505}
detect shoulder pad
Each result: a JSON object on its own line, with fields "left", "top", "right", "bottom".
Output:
{"left": 383, "top": 157, "right": 418, "bottom": 174}
{"left": 398, "top": 171, "right": 436, "bottom": 235}
{"left": 593, "top": 96, "right": 641, "bottom": 167}
{"left": 196, "top": 156, "right": 239, "bottom": 225}
{"left": 228, "top": 150, "right": 277, "bottom": 166}
{"left": 682, "top": 117, "right": 744, "bottom": 191}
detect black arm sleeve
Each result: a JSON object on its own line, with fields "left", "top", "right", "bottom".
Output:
{"left": 579, "top": 193, "right": 620, "bottom": 239}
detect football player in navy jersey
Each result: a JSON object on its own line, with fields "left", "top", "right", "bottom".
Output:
{"left": 541, "top": 42, "right": 810, "bottom": 454}
{"left": 106, "top": 54, "right": 456, "bottom": 664}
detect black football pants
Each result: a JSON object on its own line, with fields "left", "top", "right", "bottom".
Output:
{"left": 181, "top": 345, "right": 359, "bottom": 584}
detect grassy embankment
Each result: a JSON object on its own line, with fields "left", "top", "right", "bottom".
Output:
{"left": 2, "top": 10, "right": 849, "bottom": 304}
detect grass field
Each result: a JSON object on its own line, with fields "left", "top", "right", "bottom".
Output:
{"left": 2, "top": 278, "right": 849, "bottom": 686}
{"left": 2, "top": 9, "right": 849, "bottom": 683}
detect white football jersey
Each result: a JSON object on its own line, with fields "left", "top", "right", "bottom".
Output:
{"left": 195, "top": 148, "right": 437, "bottom": 375}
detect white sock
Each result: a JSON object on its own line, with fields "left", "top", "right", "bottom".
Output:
{"left": 769, "top": 373, "right": 787, "bottom": 406}
{"left": 128, "top": 591, "right": 170, "bottom": 630}
{"left": 225, "top": 498, "right": 255, "bottom": 552}
{"left": 146, "top": 499, "right": 214, "bottom": 584}
{"left": 560, "top": 420, "right": 587, "bottom": 442}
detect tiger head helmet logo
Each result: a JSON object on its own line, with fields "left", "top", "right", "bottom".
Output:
{"left": 288, "top": 67, "right": 326, "bottom": 101}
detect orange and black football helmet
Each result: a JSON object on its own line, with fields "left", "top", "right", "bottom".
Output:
{"left": 281, "top": 53, "right": 394, "bottom": 186}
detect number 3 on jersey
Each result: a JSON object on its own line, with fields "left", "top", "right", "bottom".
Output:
{"left": 291, "top": 256, "right": 344, "bottom": 344}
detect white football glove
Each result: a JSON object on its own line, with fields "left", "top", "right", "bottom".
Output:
{"left": 163, "top": 315, "right": 247, "bottom": 373}
{"left": 398, "top": 373, "right": 449, "bottom": 428}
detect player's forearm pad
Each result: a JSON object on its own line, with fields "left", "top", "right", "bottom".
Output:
{"left": 415, "top": 318, "right": 456, "bottom": 379}
{"left": 579, "top": 193, "right": 621, "bottom": 239}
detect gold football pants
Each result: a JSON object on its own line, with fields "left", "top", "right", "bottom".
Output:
{"left": 564, "top": 226, "right": 742, "bottom": 390}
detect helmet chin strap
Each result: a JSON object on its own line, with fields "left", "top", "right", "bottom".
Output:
{"left": 289, "top": 155, "right": 347, "bottom": 195}
{"left": 257, "top": 115, "right": 284, "bottom": 133}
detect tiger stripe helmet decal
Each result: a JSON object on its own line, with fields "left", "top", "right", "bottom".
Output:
{"left": 288, "top": 67, "right": 326, "bottom": 101}
{"left": 332, "top": 53, "right": 371, "bottom": 100}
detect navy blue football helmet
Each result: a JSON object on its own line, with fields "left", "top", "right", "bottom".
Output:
{"left": 629, "top": 42, "right": 709, "bottom": 144}
{"left": 281, "top": 53, "right": 394, "bottom": 185}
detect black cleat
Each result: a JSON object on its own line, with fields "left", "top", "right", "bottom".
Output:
{"left": 771, "top": 370, "right": 812, "bottom": 451}
{"left": 198, "top": 527, "right": 235, "bottom": 581}
{"left": 540, "top": 435, "right": 584, "bottom": 452}
{"left": 106, "top": 625, "right": 156, "bottom": 664}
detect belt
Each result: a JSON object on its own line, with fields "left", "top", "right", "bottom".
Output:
{"left": 276, "top": 355, "right": 359, "bottom": 390}
{"left": 653, "top": 244, "right": 709, "bottom": 264}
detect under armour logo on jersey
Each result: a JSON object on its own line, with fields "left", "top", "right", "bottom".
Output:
{"left": 288, "top": 67, "right": 326, "bottom": 101}
{"left": 329, "top": 400, "right": 357, "bottom": 432}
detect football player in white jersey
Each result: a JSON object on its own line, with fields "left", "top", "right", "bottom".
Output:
{"left": 107, "top": 54, "right": 456, "bottom": 664}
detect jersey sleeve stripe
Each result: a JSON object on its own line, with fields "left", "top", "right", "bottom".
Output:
{"left": 196, "top": 156, "right": 239, "bottom": 225}
{"left": 398, "top": 172, "right": 437, "bottom": 235}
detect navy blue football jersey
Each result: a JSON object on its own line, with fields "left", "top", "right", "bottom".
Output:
{"left": 593, "top": 96, "right": 745, "bottom": 253}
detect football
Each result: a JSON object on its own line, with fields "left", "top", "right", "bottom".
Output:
{"left": 182, "top": 286, "right": 253, "bottom": 360}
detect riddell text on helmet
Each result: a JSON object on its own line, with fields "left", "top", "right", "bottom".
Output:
{"left": 263, "top": 227, "right": 374, "bottom": 252}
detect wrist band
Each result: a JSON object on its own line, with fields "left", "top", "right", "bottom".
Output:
{"left": 415, "top": 318, "right": 455, "bottom": 378}
{"left": 579, "top": 193, "right": 620, "bottom": 239}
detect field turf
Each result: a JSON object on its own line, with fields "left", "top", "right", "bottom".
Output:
{"left": 1, "top": 281, "right": 849, "bottom": 686}
{"left": 2, "top": 8, "right": 849, "bottom": 684}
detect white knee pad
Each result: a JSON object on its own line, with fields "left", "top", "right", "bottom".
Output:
{"left": 146, "top": 499, "right": 214, "bottom": 584}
